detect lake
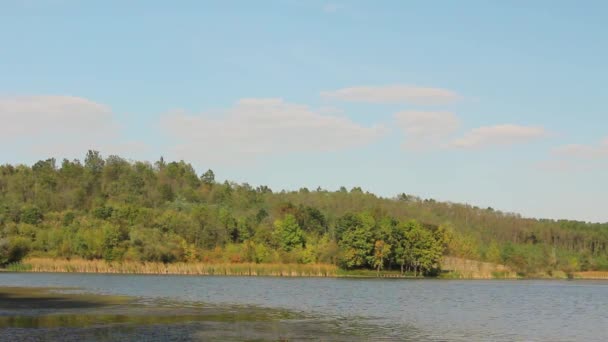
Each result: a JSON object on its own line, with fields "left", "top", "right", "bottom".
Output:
{"left": 1, "top": 273, "right": 607, "bottom": 341}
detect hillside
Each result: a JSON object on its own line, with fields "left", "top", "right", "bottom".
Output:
{"left": 1, "top": 151, "right": 607, "bottom": 276}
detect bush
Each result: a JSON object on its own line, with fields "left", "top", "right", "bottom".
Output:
{"left": 0, "top": 237, "right": 31, "bottom": 266}
{"left": 92, "top": 206, "right": 114, "bottom": 220}
{"left": 20, "top": 206, "right": 43, "bottom": 225}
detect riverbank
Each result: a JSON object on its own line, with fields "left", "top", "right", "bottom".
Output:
{"left": 4, "top": 257, "right": 607, "bottom": 280}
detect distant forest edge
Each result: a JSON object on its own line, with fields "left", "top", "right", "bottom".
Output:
{"left": 1, "top": 151, "right": 607, "bottom": 278}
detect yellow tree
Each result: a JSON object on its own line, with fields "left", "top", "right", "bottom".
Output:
{"left": 373, "top": 240, "right": 391, "bottom": 277}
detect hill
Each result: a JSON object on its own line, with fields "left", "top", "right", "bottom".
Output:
{"left": 1, "top": 151, "right": 607, "bottom": 276}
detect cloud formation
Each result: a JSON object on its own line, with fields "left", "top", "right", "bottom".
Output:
{"left": 552, "top": 138, "right": 608, "bottom": 159}
{"left": 321, "top": 85, "right": 460, "bottom": 105}
{"left": 323, "top": 3, "right": 343, "bottom": 13}
{"left": 394, "top": 111, "right": 460, "bottom": 149}
{"left": 0, "top": 95, "right": 143, "bottom": 159}
{"left": 161, "top": 98, "right": 387, "bottom": 163}
{"left": 0, "top": 95, "right": 115, "bottom": 138}
{"left": 450, "top": 124, "right": 548, "bottom": 149}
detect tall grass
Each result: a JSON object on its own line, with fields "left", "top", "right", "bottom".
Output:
{"left": 5, "top": 262, "right": 33, "bottom": 272}
{"left": 441, "top": 256, "right": 518, "bottom": 279}
{"left": 574, "top": 271, "right": 608, "bottom": 279}
{"left": 337, "top": 269, "right": 411, "bottom": 278}
{"left": 20, "top": 258, "right": 338, "bottom": 277}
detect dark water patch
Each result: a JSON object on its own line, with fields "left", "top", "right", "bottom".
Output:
{"left": 0, "top": 287, "right": 300, "bottom": 329}
{"left": 0, "top": 312, "right": 289, "bottom": 329}
{"left": 1, "top": 320, "right": 422, "bottom": 342}
{"left": 0, "top": 286, "right": 386, "bottom": 341}
{"left": 0, "top": 287, "right": 131, "bottom": 310}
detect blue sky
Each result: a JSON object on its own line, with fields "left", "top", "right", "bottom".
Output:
{"left": 1, "top": 1, "right": 607, "bottom": 222}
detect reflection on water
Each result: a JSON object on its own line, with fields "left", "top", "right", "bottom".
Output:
{"left": 0, "top": 286, "right": 400, "bottom": 341}
{"left": 1, "top": 274, "right": 608, "bottom": 341}
{"left": 0, "top": 310, "right": 294, "bottom": 329}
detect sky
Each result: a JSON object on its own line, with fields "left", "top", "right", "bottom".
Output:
{"left": 1, "top": 1, "right": 607, "bottom": 223}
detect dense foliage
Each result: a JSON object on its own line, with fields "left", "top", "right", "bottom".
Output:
{"left": 1, "top": 151, "right": 607, "bottom": 276}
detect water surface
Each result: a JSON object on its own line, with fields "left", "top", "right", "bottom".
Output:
{"left": 1, "top": 273, "right": 607, "bottom": 341}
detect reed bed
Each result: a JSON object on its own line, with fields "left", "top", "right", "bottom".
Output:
{"left": 574, "top": 271, "right": 608, "bottom": 280}
{"left": 441, "top": 256, "right": 518, "bottom": 279}
{"left": 20, "top": 258, "right": 338, "bottom": 277}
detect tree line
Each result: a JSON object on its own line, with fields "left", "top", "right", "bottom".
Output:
{"left": 1, "top": 151, "right": 607, "bottom": 276}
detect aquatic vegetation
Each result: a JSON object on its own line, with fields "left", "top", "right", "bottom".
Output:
{"left": 21, "top": 257, "right": 338, "bottom": 277}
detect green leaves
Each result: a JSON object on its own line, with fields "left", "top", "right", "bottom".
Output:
{"left": 0, "top": 236, "right": 30, "bottom": 266}
{"left": 337, "top": 213, "right": 375, "bottom": 269}
{"left": 201, "top": 169, "right": 216, "bottom": 185}
{"left": 274, "top": 214, "right": 305, "bottom": 252}
{"left": 20, "top": 206, "right": 43, "bottom": 225}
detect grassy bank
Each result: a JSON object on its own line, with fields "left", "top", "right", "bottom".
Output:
{"left": 11, "top": 258, "right": 338, "bottom": 277}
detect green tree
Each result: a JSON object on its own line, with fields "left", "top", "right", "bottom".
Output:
{"left": 337, "top": 213, "right": 375, "bottom": 269}
{"left": 393, "top": 221, "right": 415, "bottom": 274}
{"left": 201, "top": 169, "right": 216, "bottom": 185}
{"left": 274, "top": 214, "right": 305, "bottom": 251}
{"left": 486, "top": 240, "right": 502, "bottom": 264}
{"left": 84, "top": 150, "right": 105, "bottom": 174}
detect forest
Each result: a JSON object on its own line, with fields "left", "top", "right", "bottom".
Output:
{"left": 1, "top": 151, "right": 607, "bottom": 276}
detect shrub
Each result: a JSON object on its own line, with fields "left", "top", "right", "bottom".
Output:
{"left": 0, "top": 237, "right": 31, "bottom": 266}
{"left": 20, "top": 206, "right": 43, "bottom": 225}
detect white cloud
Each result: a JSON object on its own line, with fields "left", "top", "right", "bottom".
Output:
{"left": 450, "top": 124, "right": 548, "bottom": 149}
{"left": 161, "top": 98, "right": 387, "bottom": 164}
{"left": 535, "top": 159, "right": 595, "bottom": 173}
{"left": 0, "top": 95, "right": 115, "bottom": 138}
{"left": 394, "top": 111, "right": 460, "bottom": 149}
{"left": 323, "top": 3, "right": 342, "bottom": 13}
{"left": 0, "top": 95, "right": 144, "bottom": 159}
{"left": 321, "top": 85, "right": 460, "bottom": 105}
{"left": 552, "top": 138, "right": 608, "bottom": 159}
{"left": 535, "top": 159, "right": 570, "bottom": 172}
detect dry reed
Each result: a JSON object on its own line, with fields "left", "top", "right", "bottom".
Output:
{"left": 20, "top": 258, "right": 338, "bottom": 277}
{"left": 441, "top": 256, "right": 518, "bottom": 279}
{"left": 574, "top": 271, "right": 608, "bottom": 280}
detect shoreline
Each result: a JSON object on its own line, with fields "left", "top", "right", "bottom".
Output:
{"left": 5, "top": 271, "right": 606, "bottom": 280}
{"left": 4, "top": 257, "right": 606, "bottom": 280}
